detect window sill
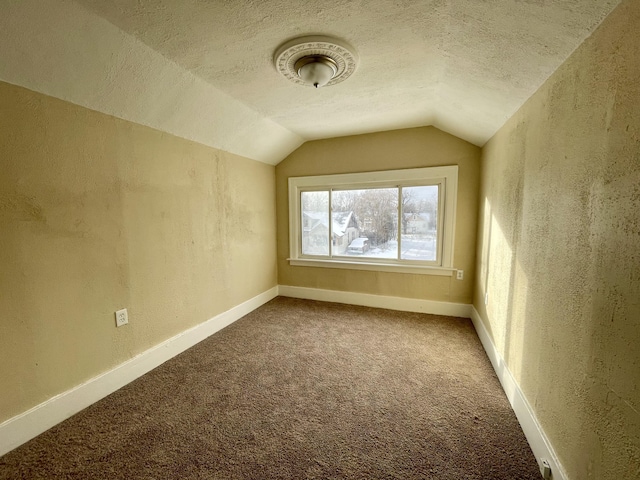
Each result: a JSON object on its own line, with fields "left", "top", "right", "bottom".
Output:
{"left": 288, "top": 258, "right": 456, "bottom": 276}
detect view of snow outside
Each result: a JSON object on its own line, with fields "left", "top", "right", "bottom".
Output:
{"left": 301, "top": 191, "right": 330, "bottom": 255}
{"left": 301, "top": 185, "right": 438, "bottom": 262}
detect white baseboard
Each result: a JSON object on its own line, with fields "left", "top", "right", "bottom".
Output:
{"left": 0, "top": 286, "right": 278, "bottom": 457}
{"left": 470, "top": 306, "right": 568, "bottom": 480}
{"left": 0, "top": 286, "right": 566, "bottom": 480}
{"left": 278, "top": 285, "right": 472, "bottom": 318}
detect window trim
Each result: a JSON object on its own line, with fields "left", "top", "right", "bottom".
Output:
{"left": 288, "top": 166, "right": 458, "bottom": 276}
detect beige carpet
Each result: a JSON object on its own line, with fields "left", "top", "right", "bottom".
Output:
{"left": 0, "top": 297, "right": 540, "bottom": 479}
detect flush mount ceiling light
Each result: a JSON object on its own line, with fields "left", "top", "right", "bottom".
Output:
{"left": 274, "top": 36, "right": 358, "bottom": 88}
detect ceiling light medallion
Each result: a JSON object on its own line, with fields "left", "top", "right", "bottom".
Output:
{"left": 274, "top": 36, "right": 358, "bottom": 88}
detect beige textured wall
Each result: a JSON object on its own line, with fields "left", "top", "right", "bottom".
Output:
{"left": 276, "top": 127, "right": 480, "bottom": 303}
{"left": 474, "top": 1, "right": 640, "bottom": 478}
{"left": 0, "top": 82, "right": 277, "bottom": 423}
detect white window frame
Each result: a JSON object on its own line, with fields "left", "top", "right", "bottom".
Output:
{"left": 288, "top": 166, "right": 458, "bottom": 276}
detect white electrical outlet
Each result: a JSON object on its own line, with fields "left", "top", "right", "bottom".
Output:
{"left": 115, "top": 308, "right": 128, "bottom": 327}
{"left": 456, "top": 270, "right": 464, "bottom": 280}
{"left": 541, "top": 460, "right": 551, "bottom": 480}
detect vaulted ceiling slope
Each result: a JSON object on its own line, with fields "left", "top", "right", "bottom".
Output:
{"left": 0, "top": 0, "right": 620, "bottom": 165}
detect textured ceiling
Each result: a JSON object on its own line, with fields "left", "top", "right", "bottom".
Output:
{"left": 0, "top": 0, "right": 621, "bottom": 163}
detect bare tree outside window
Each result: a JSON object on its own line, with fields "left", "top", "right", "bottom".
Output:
{"left": 301, "top": 191, "right": 329, "bottom": 256}
{"left": 289, "top": 166, "right": 457, "bottom": 270}
{"left": 301, "top": 186, "right": 438, "bottom": 261}
{"left": 400, "top": 186, "right": 438, "bottom": 261}
{"left": 332, "top": 188, "right": 397, "bottom": 258}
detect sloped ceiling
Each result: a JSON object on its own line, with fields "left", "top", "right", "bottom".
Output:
{"left": 0, "top": 0, "right": 620, "bottom": 164}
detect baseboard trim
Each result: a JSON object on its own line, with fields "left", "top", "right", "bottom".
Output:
{"left": 0, "top": 286, "right": 566, "bottom": 480}
{"left": 0, "top": 286, "right": 279, "bottom": 457}
{"left": 470, "top": 306, "right": 568, "bottom": 480}
{"left": 278, "top": 285, "right": 472, "bottom": 318}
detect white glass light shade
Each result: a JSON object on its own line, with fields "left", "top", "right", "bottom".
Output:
{"left": 274, "top": 36, "right": 358, "bottom": 88}
{"left": 295, "top": 56, "right": 338, "bottom": 88}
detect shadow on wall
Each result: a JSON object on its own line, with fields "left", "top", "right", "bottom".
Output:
{"left": 474, "top": 105, "right": 640, "bottom": 480}
{"left": 473, "top": 1, "right": 640, "bottom": 477}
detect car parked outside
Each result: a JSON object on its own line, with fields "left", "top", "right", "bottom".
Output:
{"left": 347, "top": 237, "right": 369, "bottom": 254}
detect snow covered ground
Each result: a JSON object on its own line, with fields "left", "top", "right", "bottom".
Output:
{"left": 337, "top": 236, "right": 436, "bottom": 262}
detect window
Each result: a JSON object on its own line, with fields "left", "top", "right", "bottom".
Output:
{"left": 288, "top": 166, "right": 458, "bottom": 275}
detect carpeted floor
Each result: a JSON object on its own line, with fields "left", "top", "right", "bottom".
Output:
{"left": 0, "top": 297, "right": 540, "bottom": 479}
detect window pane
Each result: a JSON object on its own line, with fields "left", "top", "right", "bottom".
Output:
{"left": 333, "top": 188, "right": 398, "bottom": 259}
{"left": 301, "top": 191, "right": 330, "bottom": 256}
{"left": 400, "top": 186, "right": 438, "bottom": 261}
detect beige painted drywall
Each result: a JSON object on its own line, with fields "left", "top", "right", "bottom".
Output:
{"left": 0, "top": 81, "right": 277, "bottom": 423}
{"left": 474, "top": 1, "right": 640, "bottom": 478}
{"left": 276, "top": 127, "right": 480, "bottom": 304}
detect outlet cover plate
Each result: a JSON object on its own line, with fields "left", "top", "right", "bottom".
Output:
{"left": 115, "top": 308, "right": 128, "bottom": 327}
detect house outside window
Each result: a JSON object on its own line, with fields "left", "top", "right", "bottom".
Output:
{"left": 288, "top": 166, "right": 458, "bottom": 276}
